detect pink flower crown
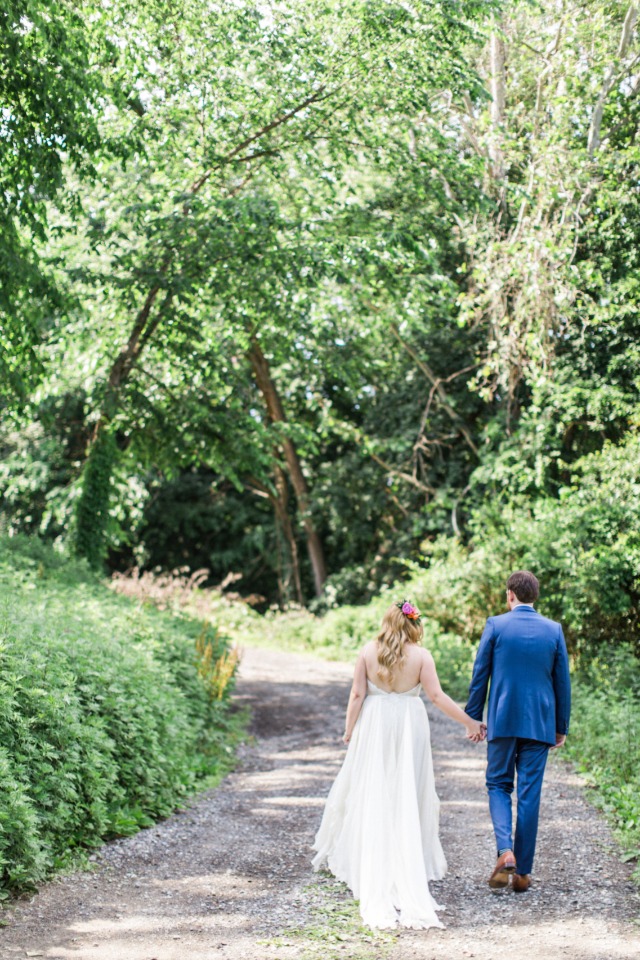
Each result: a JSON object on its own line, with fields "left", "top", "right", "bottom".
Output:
{"left": 395, "top": 599, "right": 421, "bottom": 623}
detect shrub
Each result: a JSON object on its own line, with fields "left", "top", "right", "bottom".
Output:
{"left": 565, "top": 673, "right": 640, "bottom": 872}
{"left": 0, "top": 536, "right": 241, "bottom": 896}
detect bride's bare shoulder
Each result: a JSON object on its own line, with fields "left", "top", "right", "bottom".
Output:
{"left": 419, "top": 647, "right": 436, "bottom": 671}
{"left": 409, "top": 644, "right": 434, "bottom": 665}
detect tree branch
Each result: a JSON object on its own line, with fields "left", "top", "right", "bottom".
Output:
{"left": 457, "top": 93, "right": 489, "bottom": 160}
{"left": 588, "top": 4, "right": 638, "bottom": 157}
{"left": 415, "top": 362, "right": 480, "bottom": 449}
{"left": 368, "top": 450, "right": 435, "bottom": 496}
{"left": 390, "top": 324, "right": 479, "bottom": 456}
{"left": 489, "top": 23, "right": 507, "bottom": 190}
{"left": 187, "top": 86, "right": 332, "bottom": 196}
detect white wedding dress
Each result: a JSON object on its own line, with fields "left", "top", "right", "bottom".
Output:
{"left": 312, "top": 679, "right": 447, "bottom": 930}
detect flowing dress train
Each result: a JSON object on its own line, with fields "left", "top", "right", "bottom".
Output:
{"left": 312, "top": 680, "right": 447, "bottom": 930}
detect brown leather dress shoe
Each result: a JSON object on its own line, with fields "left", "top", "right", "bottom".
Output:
{"left": 512, "top": 873, "right": 531, "bottom": 893}
{"left": 488, "top": 850, "right": 517, "bottom": 888}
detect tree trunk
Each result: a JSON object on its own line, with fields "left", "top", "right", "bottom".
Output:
{"left": 248, "top": 336, "right": 327, "bottom": 598}
{"left": 248, "top": 471, "right": 304, "bottom": 604}
{"left": 489, "top": 25, "right": 507, "bottom": 201}
{"left": 272, "top": 466, "right": 304, "bottom": 604}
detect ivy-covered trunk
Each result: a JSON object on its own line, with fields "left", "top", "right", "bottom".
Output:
{"left": 74, "top": 426, "right": 118, "bottom": 568}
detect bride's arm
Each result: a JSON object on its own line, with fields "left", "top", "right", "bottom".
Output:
{"left": 420, "top": 650, "right": 485, "bottom": 741}
{"left": 343, "top": 651, "right": 368, "bottom": 744}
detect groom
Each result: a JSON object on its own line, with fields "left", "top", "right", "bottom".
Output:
{"left": 466, "top": 570, "right": 571, "bottom": 892}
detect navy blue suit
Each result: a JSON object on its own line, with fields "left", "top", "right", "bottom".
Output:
{"left": 466, "top": 605, "right": 571, "bottom": 875}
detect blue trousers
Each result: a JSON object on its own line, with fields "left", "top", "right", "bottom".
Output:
{"left": 486, "top": 737, "right": 549, "bottom": 876}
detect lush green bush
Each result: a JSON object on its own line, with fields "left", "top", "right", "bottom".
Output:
{"left": 565, "top": 647, "right": 640, "bottom": 873}
{"left": 0, "top": 536, "right": 241, "bottom": 896}
{"left": 390, "top": 434, "right": 640, "bottom": 661}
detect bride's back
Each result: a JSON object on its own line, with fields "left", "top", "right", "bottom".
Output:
{"left": 363, "top": 638, "right": 425, "bottom": 693}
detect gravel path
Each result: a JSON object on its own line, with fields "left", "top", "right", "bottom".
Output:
{"left": 1, "top": 646, "right": 639, "bottom": 960}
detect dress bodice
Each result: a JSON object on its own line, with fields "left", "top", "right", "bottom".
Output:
{"left": 367, "top": 679, "right": 421, "bottom": 697}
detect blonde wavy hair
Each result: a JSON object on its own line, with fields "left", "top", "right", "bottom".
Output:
{"left": 376, "top": 603, "right": 424, "bottom": 684}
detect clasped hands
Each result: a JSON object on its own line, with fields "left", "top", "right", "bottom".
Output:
{"left": 466, "top": 720, "right": 487, "bottom": 743}
{"left": 464, "top": 724, "right": 566, "bottom": 747}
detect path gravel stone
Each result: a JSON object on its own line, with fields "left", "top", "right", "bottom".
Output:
{"left": 1, "top": 646, "right": 638, "bottom": 960}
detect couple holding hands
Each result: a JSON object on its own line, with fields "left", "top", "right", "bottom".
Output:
{"left": 312, "top": 570, "right": 571, "bottom": 930}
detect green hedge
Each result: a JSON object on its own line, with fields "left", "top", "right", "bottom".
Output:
{"left": 0, "top": 536, "right": 241, "bottom": 896}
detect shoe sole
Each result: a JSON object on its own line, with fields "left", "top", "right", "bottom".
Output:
{"left": 488, "top": 865, "right": 516, "bottom": 889}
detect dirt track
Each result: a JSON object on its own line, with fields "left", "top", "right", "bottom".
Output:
{"left": 1, "top": 646, "right": 638, "bottom": 960}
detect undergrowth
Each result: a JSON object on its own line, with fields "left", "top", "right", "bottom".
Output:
{"left": 0, "top": 536, "right": 245, "bottom": 898}
{"left": 564, "top": 650, "right": 640, "bottom": 878}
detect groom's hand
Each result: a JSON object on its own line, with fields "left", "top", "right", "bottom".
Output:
{"left": 552, "top": 733, "right": 566, "bottom": 749}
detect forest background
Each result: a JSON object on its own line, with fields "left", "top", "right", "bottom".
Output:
{"left": 1, "top": 0, "right": 640, "bottom": 894}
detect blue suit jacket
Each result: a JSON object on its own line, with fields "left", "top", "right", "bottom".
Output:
{"left": 465, "top": 605, "right": 571, "bottom": 746}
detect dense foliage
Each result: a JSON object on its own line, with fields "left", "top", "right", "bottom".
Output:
{"left": 2, "top": 0, "right": 640, "bottom": 880}
{"left": 1, "top": 0, "right": 500, "bottom": 601}
{"left": 0, "top": 536, "right": 240, "bottom": 895}
{"left": 2, "top": 0, "right": 640, "bottom": 618}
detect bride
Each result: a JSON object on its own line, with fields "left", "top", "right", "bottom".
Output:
{"left": 312, "top": 600, "right": 485, "bottom": 930}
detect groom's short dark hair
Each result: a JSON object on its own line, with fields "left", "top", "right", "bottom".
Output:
{"left": 507, "top": 570, "right": 539, "bottom": 603}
